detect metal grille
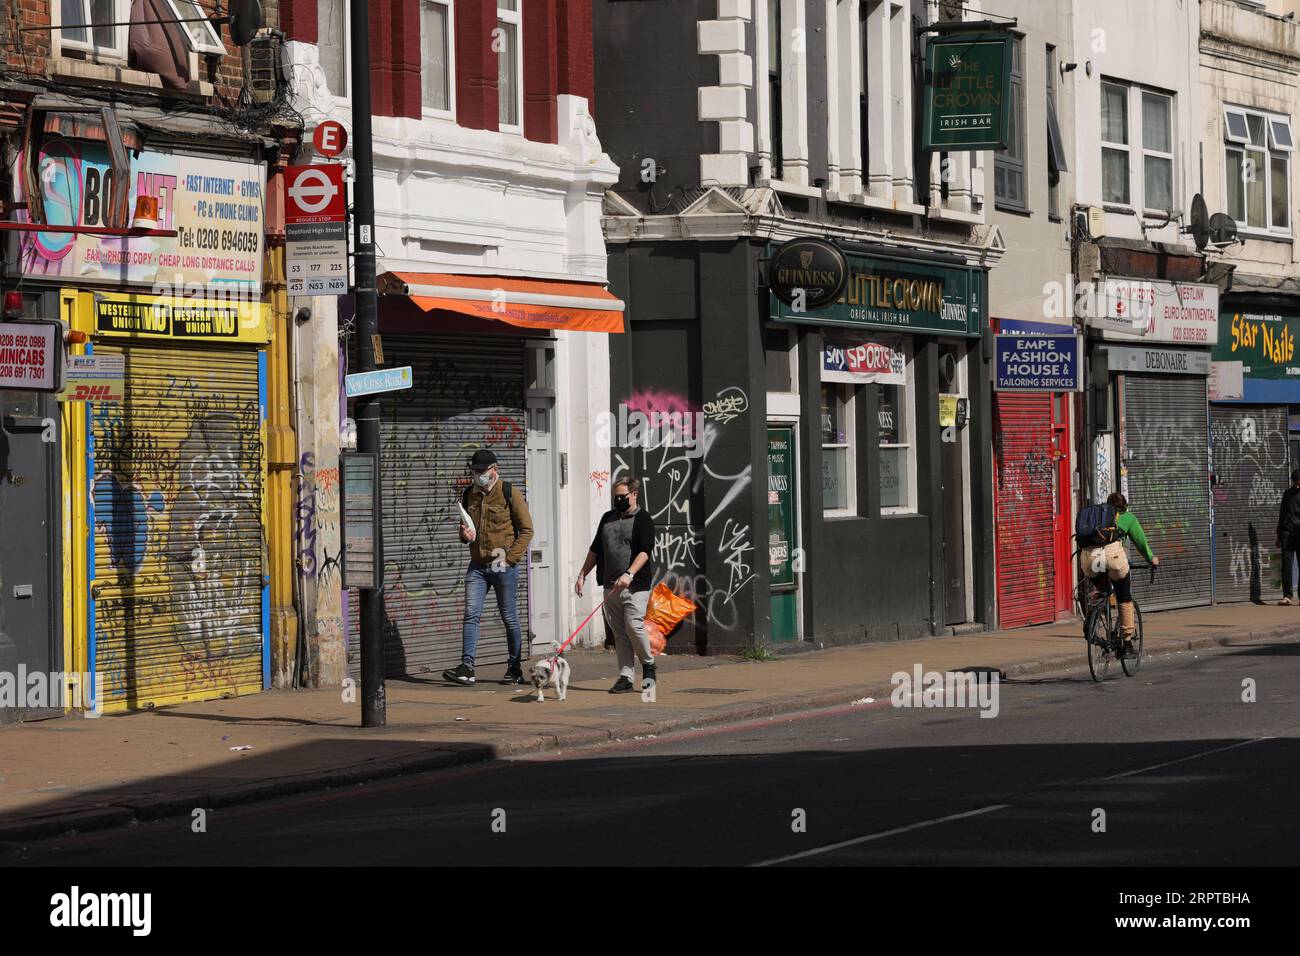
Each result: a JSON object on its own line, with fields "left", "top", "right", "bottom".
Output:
{"left": 347, "top": 333, "right": 527, "bottom": 677}
{"left": 993, "top": 393, "right": 1056, "bottom": 628}
{"left": 1211, "top": 406, "right": 1289, "bottom": 603}
{"left": 90, "top": 343, "right": 264, "bottom": 710}
{"left": 1122, "top": 375, "right": 1211, "bottom": 611}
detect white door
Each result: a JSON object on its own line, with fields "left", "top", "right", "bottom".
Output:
{"left": 526, "top": 395, "right": 557, "bottom": 650}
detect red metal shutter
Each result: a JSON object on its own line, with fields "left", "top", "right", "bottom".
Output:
{"left": 994, "top": 393, "right": 1056, "bottom": 628}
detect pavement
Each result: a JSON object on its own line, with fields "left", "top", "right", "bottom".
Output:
{"left": 2, "top": 600, "right": 1299, "bottom": 845}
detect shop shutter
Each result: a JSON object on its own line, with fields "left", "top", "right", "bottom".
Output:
{"left": 90, "top": 343, "right": 265, "bottom": 710}
{"left": 347, "top": 333, "right": 527, "bottom": 677}
{"left": 1211, "top": 406, "right": 1289, "bottom": 603}
{"left": 1122, "top": 375, "right": 1211, "bottom": 611}
{"left": 993, "top": 393, "right": 1056, "bottom": 628}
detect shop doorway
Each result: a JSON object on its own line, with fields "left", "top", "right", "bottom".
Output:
{"left": 766, "top": 424, "right": 801, "bottom": 641}
{"left": 938, "top": 341, "right": 971, "bottom": 625}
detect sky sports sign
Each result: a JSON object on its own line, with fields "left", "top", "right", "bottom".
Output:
{"left": 994, "top": 333, "right": 1083, "bottom": 392}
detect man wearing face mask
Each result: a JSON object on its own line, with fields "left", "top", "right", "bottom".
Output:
{"left": 443, "top": 449, "right": 534, "bottom": 687}
{"left": 575, "top": 477, "right": 657, "bottom": 693}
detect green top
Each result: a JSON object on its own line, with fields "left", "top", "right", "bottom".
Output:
{"left": 1116, "top": 511, "right": 1155, "bottom": 563}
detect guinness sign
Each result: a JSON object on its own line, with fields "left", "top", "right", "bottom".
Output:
{"left": 769, "top": 238, "right": 849, "bottom": 311}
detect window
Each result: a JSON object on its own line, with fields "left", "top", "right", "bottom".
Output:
{"left": 1141, "top": 91, "right": 1173, "bottom": 212}
{"left": 58, "top": 0, "right": 129, "bottom": 61}
{"left": 1101, "top": 80, "right": 1130, "bottom": 204}
{"left": 1225, "top": 105, "right": 1292, "bottom": 235}
{"left": 422, "top": 0, "right": 454, "bottom": 115}
{"left": 165, "top": 0, "right": 226, "bottom": 55}
{"left": 497, "top": 1, "right": 522, "bottom": 131}
{"left": 768, "top": 0, "right": 783, "bottom": 179}
{"left": 995, "top": 36, "right": 1026, "bottom": 211}
{"left": 1101, "top": 80, "right": 1175, "bottom": 212}
{"left": 317, "top": 0, "right": 349, "bottom": 97}
{"left": 1046, "top": 44, "right": 1068, "bottom": 219}
{"left": 821, "top": 384, "right": 853, "bottom": 513}
{"left": 878, "top": 345, "right": 915, "bottom": 514}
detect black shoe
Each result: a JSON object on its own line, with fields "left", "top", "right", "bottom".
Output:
{"left": 501, "top": 664, "right": 526, "bottom": 685}
{"left": 443, "top": 664, "right": 475, "bottom": 685}
{"left": 1120, "top": 641, "right": 1137, "bottom": 659}
{"left": 642, "top": 663, "right": 657, "bottom": 688}
{"left": 609, "top": 676, "right": 635, "bottom": 694}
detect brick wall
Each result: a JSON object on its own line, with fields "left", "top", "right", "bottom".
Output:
{"left": 0, "top": 0, "right": 279, "bottom": 104}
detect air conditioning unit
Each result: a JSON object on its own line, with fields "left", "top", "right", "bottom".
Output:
{"left": 245, "top": 34, "right": 281, "bottom": 104}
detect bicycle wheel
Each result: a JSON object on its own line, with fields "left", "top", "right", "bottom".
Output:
{"left": 1085, "top": 602, "right": 1114, "bottom": 682}
{"left": 1122, "top": 601, "right": 1143, "bottom": 677}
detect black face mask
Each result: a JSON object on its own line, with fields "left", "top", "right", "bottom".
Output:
{"left": 614, "top": 495, "right": 631, "bottom": 513}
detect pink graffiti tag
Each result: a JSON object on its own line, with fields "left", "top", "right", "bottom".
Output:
{"left": 590, "top": 470, "right": 610, "bottom": 493}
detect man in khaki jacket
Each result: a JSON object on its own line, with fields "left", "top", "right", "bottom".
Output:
{"left": 443, "top": 449, "right": 534, "bottom": 686}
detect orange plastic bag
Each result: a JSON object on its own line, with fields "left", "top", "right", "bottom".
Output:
{"left": 644, "top": 582, "right": 697, "bottom": 636}
{"left": 645, "top": 619, "right": 667, "bottom": 656}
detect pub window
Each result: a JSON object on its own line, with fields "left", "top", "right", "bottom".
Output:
{"left": 878, "top": 341, "right": 916, "bottom": 515}
{"left": 821, "top": 383, "right": 855, "bottom": 515}
{"left": 994, "top": 35, "right": 1026, "bottom": 211}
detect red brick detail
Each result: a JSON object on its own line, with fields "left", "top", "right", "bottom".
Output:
{"left": 280, "top": 0, "right": 318, "bottom": 43}
{"left": 523, "top": 0, "right": 557, "bottom": 143}
{"left": 368, "top": 0, "right": 395, "bottom": 116}
{"left": 391, "top": 0, "right": 423, "bottom": 119}
{"left": 455, "top": 0, "right": 499, "bottom": 131}
{"left": 556, "top": 0, "right": 593, "bottom": 105}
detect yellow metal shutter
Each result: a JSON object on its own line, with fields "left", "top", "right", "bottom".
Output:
{"left": 90, "top": 342, "right": 264, "bottom": 710}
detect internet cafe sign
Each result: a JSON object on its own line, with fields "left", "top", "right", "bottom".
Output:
{"left": 923, "top": 33, "right": 1013, "bottom": 151}
{"left": 770, "top": 244, "right": 983, "bottom": 337}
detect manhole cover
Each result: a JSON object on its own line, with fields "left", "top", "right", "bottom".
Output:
{"left": 676, "top": 687, "right": 749, "bottom": 695}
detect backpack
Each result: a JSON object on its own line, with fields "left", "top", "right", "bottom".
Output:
{"left": 1075, "top": 502, "right": 1119, "bottom": 547}
{"left": 463, "top": 481, "right": 514, "bottom": 512}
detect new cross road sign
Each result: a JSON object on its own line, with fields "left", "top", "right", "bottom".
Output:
{"left": 345, "top": 366, "right": 413, "bottom": 398}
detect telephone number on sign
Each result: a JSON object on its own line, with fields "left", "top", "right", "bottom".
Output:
{"left": 0, "top": 365, "right": 46, "bottom": 380}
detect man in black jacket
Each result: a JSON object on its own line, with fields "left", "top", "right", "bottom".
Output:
{"left": 575, "top": 477, "right": 657, "bottom": 693}
{"left": 1277, "top": 469, "right": 1300, "bottom": 605}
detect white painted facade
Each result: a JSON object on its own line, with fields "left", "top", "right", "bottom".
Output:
{"left": 1070, "top": 0, "right": 1201, "bottom": 248}
{"left": 1199, "top": 0, "right": 1300, "bottom": 285}
{"left": 283, "top": 36, "right": 622, "bottom": 662}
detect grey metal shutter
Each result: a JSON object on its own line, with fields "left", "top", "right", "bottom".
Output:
{"left": 1122, "top": 374, "right": 1210, "bottom": 611}
{"left": 91, "top": 342, "right": 265, "bottom": 709}
{"left": 1211, "top": 405, "right": 1289, "bottom": 603}
{"left": 347, "top": 333, "right": 527, "bottom": 677}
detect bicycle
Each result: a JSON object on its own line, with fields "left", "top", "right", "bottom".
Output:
{"left": 1076, "top": 561, "right": 1157, "bottom": 682}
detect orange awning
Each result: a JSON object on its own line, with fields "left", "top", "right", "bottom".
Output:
{"left": 378, "top": 272, "right": 624, "bottom": 333}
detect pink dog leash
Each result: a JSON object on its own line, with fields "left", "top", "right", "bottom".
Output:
{"left": 553, "top": 591, "right": 612, "bottom": 657}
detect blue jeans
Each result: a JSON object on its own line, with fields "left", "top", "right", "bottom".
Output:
{"left": 462, "top": 561, "right": 522, "bottom": 668}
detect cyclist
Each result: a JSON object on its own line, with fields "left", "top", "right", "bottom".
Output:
{"left": 1078, "top": 492, "right": 1160, "bottom": 658}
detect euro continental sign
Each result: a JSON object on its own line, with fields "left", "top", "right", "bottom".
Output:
{"left": 923, "top": 33, "right": 1013, "bottom": 151}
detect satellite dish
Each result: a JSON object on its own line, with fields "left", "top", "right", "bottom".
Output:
{"left": 1208, "top": 212, "right": 1239, "bottom": 248}
{"left": 1185, "top": 192, "right": 1209, "bottom": 251}
{"left": 228, "top": 0, "right": 264, "bottom": 46}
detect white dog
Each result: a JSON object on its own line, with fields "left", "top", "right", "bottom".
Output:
{"left": 530, "top": 643, "right": 571, "bottom": 702}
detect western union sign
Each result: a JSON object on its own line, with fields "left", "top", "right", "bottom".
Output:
{"left": 769, "top": 245, "right": 985, "bottom": 337}
{"left": 86, "top": 291, "right": 271, "bottom": 343}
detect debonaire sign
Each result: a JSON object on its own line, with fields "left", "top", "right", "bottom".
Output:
{"left": 995, "top": 333, "right": 1083, "bottom": 392}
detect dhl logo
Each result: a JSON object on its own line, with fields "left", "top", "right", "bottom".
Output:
{"left": 70, "top": 384, "right": 121, "bottom": 401}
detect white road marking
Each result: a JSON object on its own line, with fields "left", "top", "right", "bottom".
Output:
{"left": 751, "top": 804, "right": 1010, "bottom": 867}
{"left": 1101, "top": 737, "right": 1273, "bottom": 780}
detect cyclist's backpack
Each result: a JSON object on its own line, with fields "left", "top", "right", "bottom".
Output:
{"left": 1075, "top": 502, "right": 1119, "bottom": 546}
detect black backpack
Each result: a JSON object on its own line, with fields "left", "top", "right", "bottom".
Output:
{"left": 1075, "top": 502, "right": 1119, "bottom": 547}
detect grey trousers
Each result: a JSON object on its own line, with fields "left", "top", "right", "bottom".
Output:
{"left": 604, "top": 587, "right": 653, "bottom": 679}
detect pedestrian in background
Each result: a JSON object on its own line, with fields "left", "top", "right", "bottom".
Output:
{"left": 1276, "top": 468, "right": 1300, "bottom": 605}
{"left": 575, "top": 477, "right": 657, "bottom": 693}
{"left": 443, "top": 449, "right": 534, "bottom": 686}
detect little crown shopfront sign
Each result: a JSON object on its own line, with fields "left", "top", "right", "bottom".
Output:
{"left": 770, "top": 244, "right": 984, "bottom": 337}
